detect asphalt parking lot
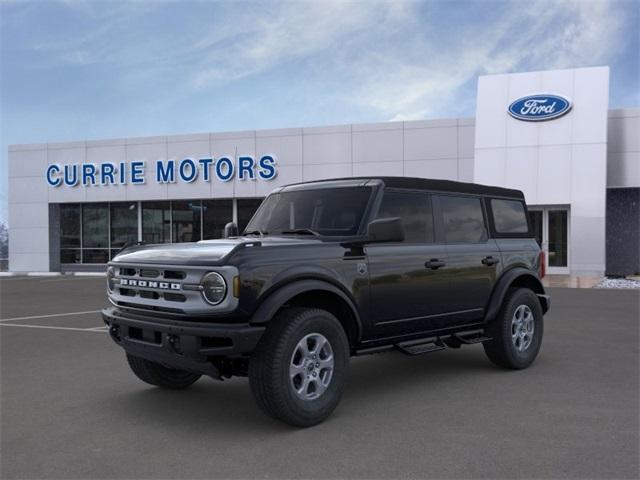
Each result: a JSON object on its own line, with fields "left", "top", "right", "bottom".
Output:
{"left": 1, "top": 277, "right": 638, "bottom": 479}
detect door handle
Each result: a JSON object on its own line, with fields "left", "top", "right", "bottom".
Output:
{"left": 481, "top": 256, "right": 500, "bottom": 266}
{"left": 425, "top": 259, "right": 446, "bottom": 270}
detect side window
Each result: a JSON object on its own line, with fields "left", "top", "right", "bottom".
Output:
{"left": 439, "top": 195, "right": 487, "bottom": 243}
{"left": 491, "top": 199, "right": 529, "bottom": 234}
{"left": 376, "top": 191, "right": 434, "bottom": 243}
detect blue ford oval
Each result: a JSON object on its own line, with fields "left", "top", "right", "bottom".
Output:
{"left": 508, "top": 94, "right": 572, "bottom": 121}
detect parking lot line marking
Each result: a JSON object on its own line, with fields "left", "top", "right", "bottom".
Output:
{"left": 87, "top": 326, "right": 109, "bottom": 331}
{"left": 0, "top": 310, "right": 102, "bottom": 323}
{"left": 0, "top": 323, "right": 108, "bottom": 332}
{"left": 39, "top": 277, "right": 102, "bottom": 283}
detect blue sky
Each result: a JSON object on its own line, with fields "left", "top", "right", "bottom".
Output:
{"left": 1, "top": 0, "right": 638, "bottom": 224}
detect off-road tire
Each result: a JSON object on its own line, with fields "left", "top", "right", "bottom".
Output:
{"left": 483, "top": 287, "right": 544, "bottom": 369}
{"left": 126, "top": 354, "right": 201, "bottom": 389}
{"left": 249, "top": 307, "right": 350, "bottom": 427}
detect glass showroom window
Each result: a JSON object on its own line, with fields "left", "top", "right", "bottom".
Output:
{"left": 237, "top": 199, "right": 263, "bottom": 233}
{"left": 142, "top": 201, "right": 171, "bottom": 244}
{"left": 203, "top": 199, "right": 233, "bottom": 239}
{"left": 82, "top": 203, "right": 109, "bottom": 263}
{"left": 172, "top": 200, "right": 202, "bottom": 243}
{"left": 110, "top": 202, "right": 138, "bottom": 258}
{"left": 60, "top": 204, "right": 81, "bottom": 263}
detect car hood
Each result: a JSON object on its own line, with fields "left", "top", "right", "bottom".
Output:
{"left": 111, "top": 236, "right": 324, "bottom": 266}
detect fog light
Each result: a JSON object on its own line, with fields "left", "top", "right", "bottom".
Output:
{"left": 201, "top": 272, "right": 227, "bottom": 305}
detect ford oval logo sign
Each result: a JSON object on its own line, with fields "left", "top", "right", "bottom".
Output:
{"left": 508, "top": 94, "right": 572, "bottom": 121}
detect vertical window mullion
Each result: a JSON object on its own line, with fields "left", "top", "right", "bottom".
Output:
{"left": 80, "top": 204, "right": 83, "bottom": 264}
{"left": 232, "top": 198, "right": 238, "bottom": 225}
{"left": 200, "top": 200, "right": 204, "bottom": 241}
{"left": 137, "top": 201, "right": 142, "bottom": 242}
{"left": 108, "top": 202, "right": 111, "bottom": 259}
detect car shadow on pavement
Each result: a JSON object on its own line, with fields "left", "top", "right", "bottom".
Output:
{"left": 106, "top": 347, "right": 505, "bottom": 432}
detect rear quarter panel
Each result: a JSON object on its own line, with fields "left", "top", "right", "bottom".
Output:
{"left": 495, "top": 238, "right": 540, "bottom": 271}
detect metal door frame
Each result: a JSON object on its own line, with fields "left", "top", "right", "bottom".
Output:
{"left": 529, "top": 206, "right": 570, "bottom": 275}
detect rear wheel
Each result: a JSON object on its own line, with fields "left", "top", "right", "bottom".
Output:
{"left": 483, "top": 288, "right": 544, "bottom": 369}
{"left": 249, "top": 307, "right": 350, "bottom": 427}
{"left": 126, "top": 354, "right": 201, "bottom": 389}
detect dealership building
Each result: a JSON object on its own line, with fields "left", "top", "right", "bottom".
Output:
{"left": 7, "top": 66, "right": 640, "bottom": 277}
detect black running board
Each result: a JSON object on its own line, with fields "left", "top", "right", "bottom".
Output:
{"left": 355, "top": 328, "right": 491, "bottom": 357}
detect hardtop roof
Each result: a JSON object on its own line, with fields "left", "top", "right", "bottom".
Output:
{"left": 281, "top": 176, "right": 524, "bottom": 199}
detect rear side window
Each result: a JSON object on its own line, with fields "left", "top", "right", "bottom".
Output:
{"left": 376, "top": 191, "right": 434, "bottom": 243}
{"left": 491, "top": 199, "right": 529, "bottom": 234}
{"left": 439, "top": 195, "right": 487, "bottom": 243}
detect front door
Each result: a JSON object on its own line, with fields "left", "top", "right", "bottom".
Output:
{"left": 527, "top": 208, "right": 570, "bottom": 274}
{"left": 366, "top": 190, "right": 450, "bottom": 338}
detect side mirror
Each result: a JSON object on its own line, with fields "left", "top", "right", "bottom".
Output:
{"left": 224, "top": 222, "right": 239, "bottom": 238}
{"left": 366, "top": 217, "right": 404, "bottom": 243}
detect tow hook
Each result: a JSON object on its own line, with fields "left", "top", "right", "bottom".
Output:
{"left": 167, "top": 334, "right": 182, "bottom": 353}
{"left": 109, "top": 325, "right": 121, "bottom": 342}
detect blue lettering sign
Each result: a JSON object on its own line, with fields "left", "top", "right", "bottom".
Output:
{"left": 82, "top": 164, "right": 97, "bottom": 186}
{"left": 46, "top": 164, "right": 61, "bottom": 187}
{"left": 156, "top": 159, "right": 175, "bottom": 183}
{"left": 258, "top": 155, "right": 277, "bottom": 180}
{"left": 199, "top": 158, "right": 213, "bottom": 182}
{"left": 130, "top": 161, "right": 145, "bottom": 184}
{"left": 64, "top": 164, "right": 78, "bottom": 186}
{"left": 238, "top": 156, "right": 255, "bottom": 180}
{"left": 101, "top": 162, "right": 115, "bottom": 185}
{"left": 215, "top": 157, "right": 234, "bottom": 182}
{"left": 46, "top": 155, "right": 277, "bottom": 187}
{"left": 179, "top": 158, "right": 198, "bottom": 183}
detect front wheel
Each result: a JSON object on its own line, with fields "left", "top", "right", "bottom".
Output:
{"left": 249, "top": 307, "right": 350, "bottom": 427}
{"left": 483, "top": 288, "right": 544, "bottom": 369}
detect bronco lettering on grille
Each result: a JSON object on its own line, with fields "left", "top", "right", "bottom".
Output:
{"left": 119, "top": 278, "right": 181, "bottom": 290}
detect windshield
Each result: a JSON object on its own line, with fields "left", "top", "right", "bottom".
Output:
{"left": 244, "top": 186, "right": 373, "bottom": 237}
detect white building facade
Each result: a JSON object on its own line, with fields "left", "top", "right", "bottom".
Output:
{"left": 7, "top": 66, "right": 640, "bottom": 276}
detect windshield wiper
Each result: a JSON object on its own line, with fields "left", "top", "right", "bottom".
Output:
{"left": 280, "top": 228, "right": 321, "bottom": 237}
{"left": 243, "top": 229, "right": 268, "bottom": 236}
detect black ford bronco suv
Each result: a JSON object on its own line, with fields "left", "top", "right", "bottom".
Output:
{"left": 103, "top": 177, "right": 550, "bottom": 427}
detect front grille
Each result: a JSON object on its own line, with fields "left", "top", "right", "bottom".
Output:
{"left": 109, "top": 263, "right": 238, "bottom": 317}
{"left": 139, "top": 269, "right": 160, "bottom": 278}
{"left": 164, "top": 292, "right": 186, "bottom": 302}
{"left": 118, "top": 267, "right": 186, "bottom": 279}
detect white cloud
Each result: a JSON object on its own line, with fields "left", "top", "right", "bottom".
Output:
{"left": 16, "top": 0, "right": 629, "bottom": 121}
{"left": 348, "top": 0, "right": 626, "bottom": 120}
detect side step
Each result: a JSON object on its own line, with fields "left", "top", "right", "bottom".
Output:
{"left": 396, "top": 337, "right": 445, "bottom": 356}
{"left": 397, "top": 342, "right": 446, "bottom": 355}
{"left": 452, "top": 330, "right": 491, "bottom": 345}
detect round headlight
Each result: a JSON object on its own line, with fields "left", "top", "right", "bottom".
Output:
{"left": 106, "top": 266, "right": 115, "bottom": 292}
{"left": 202, "top": 272, "right": 227, "bottom": 305}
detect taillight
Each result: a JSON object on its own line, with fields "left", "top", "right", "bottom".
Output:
{"left": 538, "top": 250, "right": 546, "bottom": 279}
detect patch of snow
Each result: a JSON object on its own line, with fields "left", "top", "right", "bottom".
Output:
{"left": 594, "top": 278, "right": 640, "bottom": 289}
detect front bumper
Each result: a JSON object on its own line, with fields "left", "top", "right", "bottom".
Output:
{"left": 102, "top": 306, "right": 265, "bottom": 378}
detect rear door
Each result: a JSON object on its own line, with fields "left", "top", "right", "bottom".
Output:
{"left": 366, "top": 189, "right": 450, "bottom": 337}
{"left": 434, "top": 194, "right": 501, "bottom": 326}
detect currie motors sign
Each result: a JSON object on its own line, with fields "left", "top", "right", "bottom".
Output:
{"left": 45, "top": 155, "right": 277, "bottom": 187}
{"left": 508, "top": 94, "right": 572, "bottom": 122}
